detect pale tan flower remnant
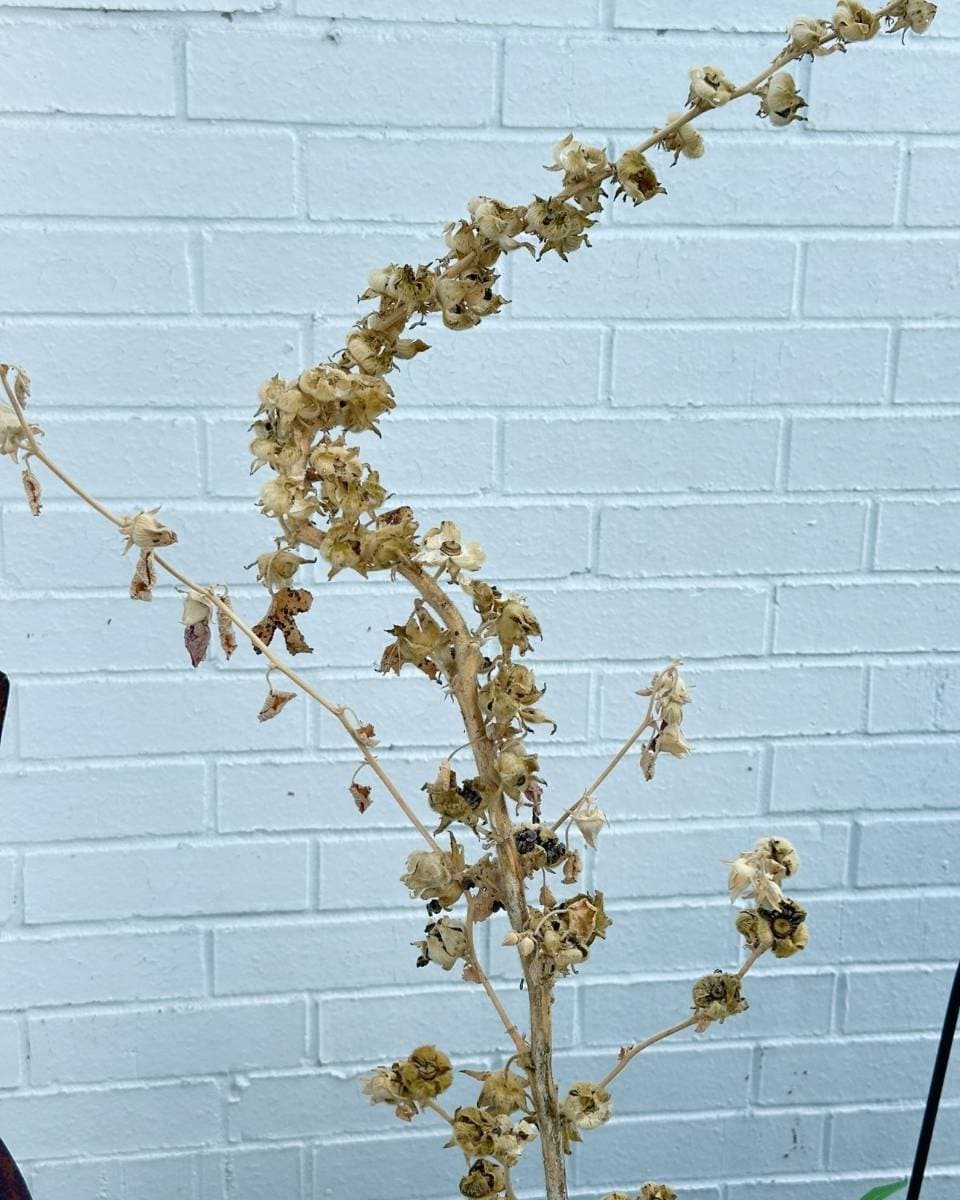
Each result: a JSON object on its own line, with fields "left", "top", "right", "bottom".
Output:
{"left": 691, "top": 970, "right": 750, "bottom": 1031}
{"left": 181, "top": 590, "right": 213, "bottom": 668}
{"left": 655, "top": 113, "right": 705, "bottom": 165}
{"left": 0, "top": 402, "right": 40, "bottom": 464}
{"left": 250, "top": 545, "right": 314, "bottom": 593}
{"left": 119, "top": 508, "right": 177, "bottom": 555}
{"left": 788, "top": 16, "right": 835, "bottom": 54}
{"left": 737, "top": 897, "right": 809, "bottom": 958}
{"left": 614, "top": 148, "right": 667, "bottom": 205}
{"left": 415, "top": 915, "right": 468, "bottom": 970}
{"left": 833, "top": 1, "right": 880, "bottom": 40}
{"left": 727, "top": 835, "right": 800, "bottom": 908}
{"left": 638, "top": 659, "right": 692, "bottom": 780}
{"left": 415, "top": 520, "right": 486, "bottom": 578}
{"left": 574, "top": 799, "right": 607, "bottom": 849}
{"left": 561, "top": 1081, "right": 613, "bottom": 1130}
{"left": 687, "top": 65, "right": 737, "bottom": 109}
{"left": 887, "top": 0, "right": 937, "bottom": 35}
{"left": 756, "top": 72, "right": 808, "bottom": 126}
{"left": 400, "top": 841, "right": 465, "bottom": 910}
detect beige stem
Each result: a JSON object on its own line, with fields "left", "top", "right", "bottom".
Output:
{"left": 0, "top": 371, "right": 439, "bottom": 853}
{"left": 598, "top": 947, "right": 769, "bottom": 1089}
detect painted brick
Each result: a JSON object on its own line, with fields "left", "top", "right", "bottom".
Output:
{"left": 734, "top": 1182, "right": 960, "bottom": 1200}
{"left": 307, "top": 134, "right": 548, "bottom": 223}
{"left": 844, "top": 965, "right": 958, "bottom": 1034}
{"left": 830, "top": 1105, "right": 960, "bottom": 1171}
{"left": 23, "top": 840, "right": 311, "bottom": 923}
{"left": 202, "top": 229, "right": 434, "bottom": 315}
{"left": 856, "top": 815, "right": 960, "bottom": 888}
{"left": 297, "top": 0, "right": 594, "bottom": 22}
{"left": 593, "top": 902, "right": 740, "bottom": 976}
{"left": 503, "top": 415, "right": 781, "bottom": 493}
{"left": 511, "top": 233, "right": 797, "bottom": 319}
{"left": 0, "top": 416, "right": 200, "bottom": 502}
{"left": 0, "top": 25, "right": 176, "bottom": 115}
{"left": 28, "top": 998, "right": 306, "bottom": 1085}
{"left": 313, "top": 1132, "right": 474, "bottom": 1200}
{"left": 0, "top": 1018, "right": 20, "bottom": 1088}
{"left": 805, "top": 237, "right": 960, "bottom": 318}
{"left": 790, "top": 414, "right": 960, "bottom": 490}
{"left": 771, "top": 738, "right": 960, "bottom": 813}
{"left": 599, "top": 500, "right": 868, "bottom": 577}
{"left": 188, "top": 31, "right": 495, "bottom": 125}
{"left": 907, "top": 144, "right": 960, "bottom": 227}
{"left": 0, "top": 229, "right": 190, "bottom": 314}
{"left": 583, "top": 972, "right": 836, "bottom": 1048}
{"left": 572, "top": 1111, "right": 825, "bottom": 1187}
{"left": 611, "top": 324, "right": 889, "bottom": 408}
{"left": 386, "top": 320, "right": 604, "bottom": 408}
{"left": 758, "top": 1035, "right": 951, "bottom": 1106}
{"left": 876, "top": 499, "right": 960, "bottom": 570}
{"left": 17, "top": 675, "right": 309, "bottom": 760}
{"left": 611, "top": 138, "right": 899, "bottom": 228}
{"left": 613, "top": 1, "right": 805, "bottom": 30}
{"left": 198, "top": 1148, "right": 302, "bottom": 1200}
{"left": 811, "top": 44, "right": 960, "bottom": 133}
{"left": 0, "top": 930, "right": 204, "bottom": 1009}
{"left": 602, "top": 664, "right": 864, "bottom": 740}
{"left": 1, "top": 124, "right": 295, "bottom": 218}
{"left": 869, "top": 663, "right": 960, "bottom": 734}
{"left": 504, "top": 35, "right": 781, "bottom": 130}
{"left": 214, "top": 914, "right": 428, "bottom": 995}
{"left": 0, "top": 319, "right": 301, "bottom": 407}
{"left": 774, "top": 581, "right": 960, "bottom": 653}
{"left": 0, "top": 1081, "right": 221, "bottom": 1160}
{"left": 318, "top": 985, "right": 576, "bottom": 1064}
{"left": 600, "top": 819, "right": 848, "bottom": 900}
{"left": 895, "top": 326, "right": 960, "bottom": 403}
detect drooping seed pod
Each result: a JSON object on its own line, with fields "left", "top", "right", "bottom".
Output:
{"left": 687, "top": 65, "right": 737, "bottom": 108}
{"left": 655, "top": 112, "right": 705, "bottom": 165}
{"left": 756, "top": 72, "right": 809, "bottom": 127}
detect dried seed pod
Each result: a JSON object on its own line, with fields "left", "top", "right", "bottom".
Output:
{"left": 120, "top": 508, "right": 177, "bottom": 555}
{"left": 756, "top": 72, "right": 808, "bottom": 126}
{"left": 475, "top": 1066, "right": 529, "bottom": 1115}
{"left": 887, "top": 0, "right": 937, "bottom": 34}
{"left": 397, "top": 1044, "right": 453, "bottom": 1100}
{"left": 833, "top": 1, "right": 880, "bottom": 40}
{"left": 691, "top": 969, "right": 750, "bottom": 1031}
{"left": 737, "top": 898, "right": 809, "bottom": 958}
{"left": 788, "top": 15, "right": 834, "bottom": 54}
{"left": 415, "top": 916, "right": 468, "bottom": 971}
{"left": 687, "top": 65, "right": 737, "bottom": 108}
{"left": 573, "top": 800, "right": 606, "bottom": 849}
{"left": 655, "top": 112, "right": 705, "bottom": 164}
{"left": 614, "top": 148, "right": 667, "bottom": 205}
{"left": 458, "top": 1159, "right": 505, "bottom": 1199}
{"left": 641, "top": 1186, "right": 678, "bottom": 1200}
{"left": 560, "top": 1081, "right": 612, "bottom": 1130}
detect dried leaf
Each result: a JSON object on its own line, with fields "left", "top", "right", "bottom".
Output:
{"left": 21, "top": 463, "right": 41, "bottom": 516}
{"left": 258, "top": 688, "right": 297, "bottom": 722}
{"left": 356, "top": 722, "right": 378, "bottom": 747}
{"left": 129, "top": 550, "right": 156, "bottom": 602}
{"left": 184, "top": 620, "right": 211, "bottom": 668}
{"left": 216, "top": 593, "right": 238, "bottom": 660}
{"left": 461, "top": 962, "right": 483, "bottom": 985}
{"left": 539, "top": 881, "right": 557, "bottom": 909}
{"left": 350, "top": 782, "right": 373, "bottom": 813}
{"left": 252, "top": 586, "right": 314, "bottom": 656}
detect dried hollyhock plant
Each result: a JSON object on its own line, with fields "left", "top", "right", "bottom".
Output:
{"left": 0, "top": 8, "right": 934, "bottom": 1198}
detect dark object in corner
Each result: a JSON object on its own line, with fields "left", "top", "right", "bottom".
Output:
{"left": 907, "top": 960, "right": 960, "bottom": 1199}
{"left": 0, "top": 672, "right": 8, "bottom": 746}
{"left": 0, "top": 1135, "right": 32, "bottom": 1200}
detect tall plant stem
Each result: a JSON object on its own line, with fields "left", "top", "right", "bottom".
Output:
{"left": 0, "top": 369, "right": 440, "bottom": 853}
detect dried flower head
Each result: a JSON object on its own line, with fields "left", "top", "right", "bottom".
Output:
{"left": 573, "top": 800, "right": 607, "bottom": 849}
{"left": 547, "top": 133, "right": 608, "bottom": 183}
{"left": 361, "top": 1064, "right": 417, "bottom": 1121}
{"left": 0, "top": 402, "right": 41, "bottom": 464}
{"left": 638, "top": 660, "right": 692, "bottom": 779}
{"left": 736, "top": 898, "right": 809, "bottom": 958}
{"left": 727, "top": 835, "right": 800, "bottom": 907}
{"left": 416, "top": 520, "right": 486, "bottom": 578}
{"left": 400, "top": 842, "right": 465, "bottom": 909}
{"left": 692, "top": 970, "right": 750, "bottom": 1031}
{"left": 561, "top": 1081, "right": 612, "bottom": 1130}
{"left": 119, "top": 508, "right": 178, "bottom": 555}
{"left": 397, "top": 1044, "right": 453, "bottom": 1100}
{"left": 641, "top": 1186, "right": 678, "bottom": 1200}
{"left": 472, "top": 1066, "right": 529, "bottom": 1115}
{"left": 656, "top": 113, "right": 705, "bottom": 164}
{"left": 756, "top": 72, "right": 808, "bottom": 126}
{"left": 687, "top": 65, "right": 737, "bottom": 108}
{"left": 458, "top": 1159, "right": 506, "bottom": 1199}
{"left": 250, "top": 546, "right": 314, "bottom": 592}
{"left": 415, "top": 916, "right": 468, "bottom": 971}
{"left": 833, "top": 1, "right": 880, "bottom": 40}
{"left": 788, "top": 15, "right": 834, "bottom": 54}
{"left": 887, "top": 0, "right": 937, "bottom": 34}
{"left": 614, "top": 148, "right": 667, "bottom": 205}
{"left": 524, "top": 196, "right": 595, "bottom": 261}
{"left": 495, "top": 596, "right": 542, "bottom": 656}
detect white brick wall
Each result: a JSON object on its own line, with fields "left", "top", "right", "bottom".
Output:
{"left": 0, "top": 3, "right": 958, "bottom": 1198}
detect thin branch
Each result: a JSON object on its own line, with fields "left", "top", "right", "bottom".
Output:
{"left": 0, "top": 369, "right": 440, "bottom": 853}
{"left": 598, "top": 947, "right": 768, "bottom": 1090}
{"left": 421, "top": 1098, "right": 454, "bottom": 1125}
{"left": 464, "top": 895, "right": 530, "bottom": 1059}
